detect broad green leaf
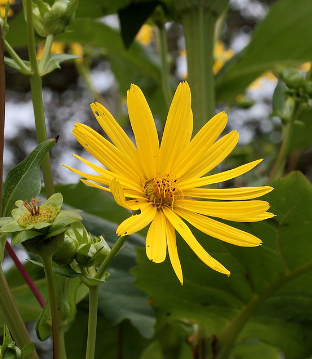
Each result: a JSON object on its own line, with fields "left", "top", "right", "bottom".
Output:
{"left": 289, "top": 108, "right": 312, "bottom": 152}
{"left": 98, "top": 269, "right": 156, "bottom": 339}
{"left": 132, "top": 172, "right": 312, "bottom": 359}
{"left": 230, "top": 341, "right": 280, "bottom": 359}
{"left": 216, "top": 0, "right": 312, "bottom": 102}
{"left": 2, "top": 138, "right": 57, "bottom": 217}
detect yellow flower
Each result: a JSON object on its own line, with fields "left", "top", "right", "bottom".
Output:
{"left": 136, "top": 24, "right": 153, "bottom": 46}
{"left": 0, "top": 0, "right": 15, "bottom": 17}
{"left": 64, "top": 82, "right": 274, "bottom": 284}
{"left": 213, "top": 41, "right": 234, "bottom": 75}
{"left": 36, "top": 42, "right": 83, "bottom": 63}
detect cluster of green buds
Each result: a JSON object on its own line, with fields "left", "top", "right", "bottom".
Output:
{"left": 30, "top": 0, "right": 78, "bottom": 37}
{"left": 0, "top": 325, "right": 35, "bottom": 359}
{"left": 281, "top": 67, "right": 312, "bottom": 101}
{"left": 53, "top": 222, "right": 110, "bottom": 267}
{"left": 0, "top": 193, "right": 82, "bottom": 256}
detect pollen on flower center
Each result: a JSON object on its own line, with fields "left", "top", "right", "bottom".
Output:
{"left": 143, "top": 175, "right": 181, "bottom": 208}
{"left": 18, "top": 198, "right": 57, "bottom": 227}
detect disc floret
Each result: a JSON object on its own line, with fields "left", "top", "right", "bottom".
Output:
{"left": 144, "top": 174, "right": 181, "bottom": 208}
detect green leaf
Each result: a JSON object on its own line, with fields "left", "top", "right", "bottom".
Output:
{"left": 21, "top": 342, "right": 37, "bottom": 358}
{"left": 289, "top": 108, "right": 312, "bottom": 152}
{"left": 132, "top": 172, "right": 312, "bottom": 359}
{"left": 216, "top": 0, "right": 312, "bottom": 102}
{"left": 28, "top": 259, "right": 79, "bottom": 278}
{"left": 56, "top": 19, "right": 161, "bottom": 85}
{"left": 40, "top": 54, "right": 81, "bottom": 76}
{"left": 2, "top": 138, "right": 57, "bottom": 217}
{"left": 98, "top": 269, "right": 156, "bottom": 339}
{"left": 4, "top": 57, "right": 31, "bottom": 75}
{"left": 272, "top": 80, "right": 288, "bottom": 118}
{"left": 118, "top": 1, "right": 160, "bottom": 49}
{"left": 11, "top": 230, "right": 41, "bottom": 245}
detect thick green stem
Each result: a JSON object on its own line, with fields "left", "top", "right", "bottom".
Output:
{"left": 0, "top": 268, "right": 39, "bottom": 359}
{"left": 157, "top": 24, "right": 172, "bottom": 108}
{"left": 85, "top": 286, "right": 99, "bottom": 359}
{"left": 95, "top": 236, "right": 127, "bottom": 280}
{"left": 181, "top": 8, "right": 216, "bottom": 132}
{"left": 268, "top": 101, "right": 300, "bottom": 183}
{"left": 3, "top": 39, "right": 31, "bottom": 73}
{"left": 41, "top": 255, "right": 60, "bottom": 359}
{"left": 59, "top": 328, "right": 67, "bottom": 359}
{"left": 215, "top": 261, "right": 312, "bottom": 359}
{"left": 25, "top": 0, "right": 55, "bottom": 197}
{"left": 38, "top": 34, "right": 54, "bottom": 74}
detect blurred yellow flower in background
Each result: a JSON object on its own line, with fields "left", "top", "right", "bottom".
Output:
{"left": 0, "top": 0, "right": 14, "bottom": 17}
{"left": 136, "top": 24, "right": 153, "bottom": 46}
{"left": 37, "top": 42, "right": 83, "bottom": 63}
{"left": 213, "top": 41, "right": 234, "bottom": 74}
{"left": 65, "top": 82, "right": 274, "bottom": 284}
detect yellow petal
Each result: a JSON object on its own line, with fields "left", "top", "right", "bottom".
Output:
{"left": 73, "top": 123, "right": 140, "bottom": 183}
{"left": 172, "top": 112, "right": 227, "bottom": 177}
{"left": 116, "top": 203, "right": 157, "bottom": 236}
{"left": 165, "top": 218, "right": 183, "bottom": 284}
{"left": 163, "top": 207, "right": 230, "bottom": 276}
{"left": 183, "top": 186, "right": 273, "bottom": 200}
{"left": 127, "top": 84, "right": 159, "bottom": 179}
{"left": 158, "top": 82, "right": 193, "bottom": 173}
{"left": 110, "top": 178, "right": 141, "bottom": 210}
{"left": 91, "top": 102, "right": 143, "bottom": 175}
{"left": 146, "top": 210, "right": 167, "bottom": 263}
{"left": 63, "top": 158, "right": 142, "bottom": 193}
{"left": 176, "top": 199, "right": 271, "bottom": 222}
{"left": 180, "top": 130, "right": 239, "bottom": 182}
{"left": 175, "top": 207, "right": 263, "bottom": 247}
{"left": 179, "top": 159, "right": 263, "bottom": 190}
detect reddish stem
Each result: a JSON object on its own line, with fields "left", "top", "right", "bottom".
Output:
{"left": 5, "top": 241, "right": 45, "bottom": 308}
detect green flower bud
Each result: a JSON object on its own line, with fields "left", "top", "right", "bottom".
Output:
{"left": 0, "top": 193, "right": 82, "bottom": 255}
{"left": 282, "top": 68, "right": 304, "bottom": 89}
{"left": 31, "top": 0, "right": 78, "bottom": 37}
{"left": 53, "top": 232, "right": 78, "bottom": 264}
{"left": 0, "top": 326, "right": 22, "bottom": 359}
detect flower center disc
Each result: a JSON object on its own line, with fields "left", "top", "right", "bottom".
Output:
{"left": 144, "top": 175, "right": 180, "bottom": 208}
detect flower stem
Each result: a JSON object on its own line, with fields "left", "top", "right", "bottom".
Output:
{"left": 25, "top": 0, "right": 55, "bottom": 197}
{"left": 41, "top": 255, "right": 60, "bottom": 359}
{"left": 268, "top": 101, "right": 300, "bottom": 183}
{"left": 0, "top": 27, "right": 5, "bottom": 215}
{"left": 5, "top": 241, "right": 45, "bottom": 308}
{"left": 38, "top": 34, "right": 54, "bottom": 74}
{"left": 0, "top": 267, "right": 39, "bottom": 359}
{"left": 85, "top": 286, "right": 98, "bottom": 359}
{"left": 3, "top": 39, "right": 31, "bottom": 74}
{"left": 95, "top": 236, "right": 128, "bottom": 280}
{"left": 156, "top": 23, "right": 172, "bottom": 108}
{"left": 59, "top": 328, "right": 67, "bottom": 359}
{"left": 181, "top": 7, "right": 216, "bottom": 132}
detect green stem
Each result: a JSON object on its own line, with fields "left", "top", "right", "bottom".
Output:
{"left": 215, "top": 261, "right": 312, "bottom": 359}
{"left": 41, "top": 255, "right": 60, "bottom": 359}
{"left": 38, "top": 34, "right": 54, "bottom": 74}
{"left": 85, "top": 286, "right": 98, "bottom": 359}
{"left": 157, "top": 23, "right": 172, "bottom": 108}
{"left": 0, "top": 267, "right": 39, "bottom": 359}
{"left": 59, "top": 328, "right": 67, "bottom": 359}
{"left": 95, "top": 236, "right": 127, "bottom": 280}
{"left": 181, "top": 8, "right": 216, "bottom": 132}
{"left": 25, "top": 0, "right": 55, "bottom": 197}
{"left": 3, "top": 39, "right": 31, "bottom": 73}
{"left": 268, "top": 101, "right": 300, "bottom": 183}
